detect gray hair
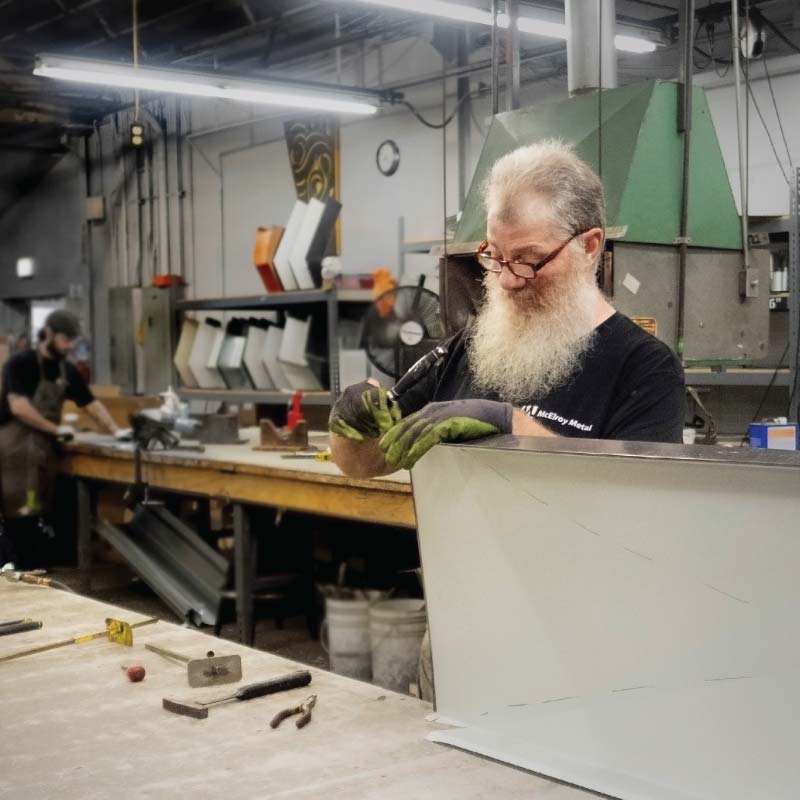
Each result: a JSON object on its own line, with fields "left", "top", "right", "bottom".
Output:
{"left": 482, "top": 139, "right": 606, "bottom": 240}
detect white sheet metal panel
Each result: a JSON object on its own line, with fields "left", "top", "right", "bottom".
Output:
{"left": 242, "top": 325, "right": 274, "bottom": 390}
{"left": 278, "top": 316, "right": 322, "bottom": 390}
{"left": 188, "top": 320, "right": 226, "bottom": 389}
{"left": 288, "top": 197, "right": 324, "bottom": 291}
{"left": 261, "top": 325, "right": 289, "bottom": 390}
{"left": 173, "top": 318, "right": 199, "bottom": 388}
{"left": 413, "top": 438, "right": 800, "bottom": 800}
{"left": 273, "top": 200, "right": 306, "bottom": 291}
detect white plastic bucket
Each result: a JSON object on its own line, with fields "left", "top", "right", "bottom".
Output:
{"left": 369, "top": 599, "right": 427, "bottom": 693}
{"left": 321, "top": 597, "right": 372, "bottom": 680}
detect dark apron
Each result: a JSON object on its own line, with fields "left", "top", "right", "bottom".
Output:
{"left": 0, "top": 355, "right": 67, "bottom": 518}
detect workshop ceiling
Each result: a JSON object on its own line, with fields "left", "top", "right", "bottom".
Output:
{"left": 0, "top": 0, "right": 797, "bottom": 144}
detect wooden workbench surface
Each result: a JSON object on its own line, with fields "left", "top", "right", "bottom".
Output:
{"left": 0, "top": 585, "right": 591, "bottom": 799}
{"left": 62, "top": 429, "right": 415, "bottom": 528}
{"left": 66, "top": 429, "right": 411, "bottom": 488}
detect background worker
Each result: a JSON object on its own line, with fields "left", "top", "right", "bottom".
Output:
{"left": 0, "top": 310, "right": 129, "bottom": 569}
{"left": 330, "top": 140, "right": 686, "bottom": 479}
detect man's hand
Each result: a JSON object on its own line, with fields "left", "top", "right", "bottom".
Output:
{"left": 55, "top": 424, "right": 76, "bottom": 442}
{"left": 329, "top": 380, "right": 401, "bottom": 442}
{"left": 379, "top": 399, "right": 513, "bottom": 470}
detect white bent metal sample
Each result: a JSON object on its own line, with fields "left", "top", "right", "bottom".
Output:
{"left": 278, "top": 316, "right": 322, "bottom": 390}
{"left": 173, "top": 318, "right": 198, "bottom": 388}
{"left": 412, "top": 437, "right": 800, "bottom": 800}
{"left": 188, "top": 320, "right": 226, "bottom": 389}
{"left": 261, "top": 325, "right": 290, "bottom": 390}
{"left": 242, "top": 325, "right": 274, "bottom": 389}
{"left": 288, "top": 197, "right": 325, "bottom": 290}
{"left": 273, "top": 200, "right": 307, "bottom": 291}
{"left": 218, "top": 331, "right": 250, "bottom": 389}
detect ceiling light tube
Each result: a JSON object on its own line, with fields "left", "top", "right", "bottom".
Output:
{"left": 33, "top": 55, "right": 380, "bottom": 115}
{"left": 327, "top": 1, "right": 658, "bottom": 54}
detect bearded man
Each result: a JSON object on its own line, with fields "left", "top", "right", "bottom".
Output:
{"left": 330, "top": 140, "right": 686, "bottom": 478}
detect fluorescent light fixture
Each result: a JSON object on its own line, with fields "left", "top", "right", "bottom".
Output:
{"left": 613, "top": 34, "right": 658, "bottom": 54}
{"left": 514, "top": 17, "right": 657, "bottom": 53}
{"left": 347, "top": 0, "right": 494, "bottom": 25}
{"left": 33, "top": 55, "right": 380, "bottom": 115}
{"left": 16, "top": 257, "right": 35, "bottom": 279}
{"left": 326, "top": 1, "right": 658, "bottom": 54}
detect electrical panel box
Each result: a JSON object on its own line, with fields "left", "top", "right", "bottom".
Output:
{"left": 612, "top": 243, "right": 770, "bottom": 364}
{"left": 109, "top": 286, "right": 178, "bottom": 395}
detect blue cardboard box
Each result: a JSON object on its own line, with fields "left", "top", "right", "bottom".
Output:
{"left": 748, "top": 423, "right": 799, "bottom": 450}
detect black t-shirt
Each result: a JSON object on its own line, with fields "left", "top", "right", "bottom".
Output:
{"left": 0, "top": 350, "right": 94, "bottom": 425}
{"left": 400, "top": 313, "right": 686, "bottom": 443}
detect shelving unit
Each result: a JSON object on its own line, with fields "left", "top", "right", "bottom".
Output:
{"left": 177, "top": 388, "right": 333, "bottom": 405}
{"left": 175, "top": 287, "right": 371, "bottom": 406}
{"left": 176, "top": 289, "right": 333, "bottom": 312}
{"left": 685, "top": 368, "right": 792, "bottom": 388}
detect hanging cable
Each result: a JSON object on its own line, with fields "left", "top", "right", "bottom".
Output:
{"left": 712, "top": 17, "right": 732, "bottom": 78}
{"left": 441, "top": 60, "right": 449, "bottom": 329}
{"left": 132, "top": 0, "right": 140, "bottom": 119}
{"left": 762, "top": 55, "right": 793, "bottom": 173}
{"left": 402, "top": 94, "right": 470, "bottom": 130}
{"left": 747, "top": 82, "right": 790, "bottom": 186}
{"left": 693, "top": 21, "right": 713, "bottom": 69}
{"left": 736, "top": 0, "right": 753, "bottom": 233}
{"left": 597, "top": 0, "right": 603, "bottom": 183}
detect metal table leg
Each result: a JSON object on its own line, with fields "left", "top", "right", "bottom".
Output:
{"left": 233, "top": 503, "right": 255, "bottom": 646}
{"left": 76, "top": 479, "right": 92, "bottom": 595}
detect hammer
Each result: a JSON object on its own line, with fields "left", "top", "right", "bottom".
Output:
{"left": 163, "top": 670, "right": 312, "bottom": 719}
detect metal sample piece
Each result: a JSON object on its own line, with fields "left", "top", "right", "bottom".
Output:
{"left": 145, "top": 643, "right": 242, "bottom": 687}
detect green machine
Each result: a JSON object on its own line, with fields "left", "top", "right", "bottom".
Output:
{"left": 444, "top": 80, "right": 769, "bottom": 366}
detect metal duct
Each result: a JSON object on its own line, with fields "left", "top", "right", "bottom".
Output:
{"left": 566, "top": 0, "right": 618, "bottom": 94}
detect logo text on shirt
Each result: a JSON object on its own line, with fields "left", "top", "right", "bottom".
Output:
{"left": 522, "top": 404, "right": 593, "bottom": 433}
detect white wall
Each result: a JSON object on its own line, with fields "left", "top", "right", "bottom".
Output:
{"left": 221, "top": 138, "right": 297, "bottom": 296}
{"left": 700, "top": 55, "right": 800, "bottom": 216}
{"left": 340, "top": 107, "right": 460, "bottom": 273}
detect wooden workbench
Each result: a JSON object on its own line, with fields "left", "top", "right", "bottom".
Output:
{"left": 0, "top": 584, "right": 593, "bottom": 799}
{"left": 60, "top": 430, "right": 415, "bottom": 644}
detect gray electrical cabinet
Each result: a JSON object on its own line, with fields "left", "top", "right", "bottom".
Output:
{"left": 109, "top": 286, "right": 178, "bottom": 395}
{"left": 612, "top": 243, "right": 770, "bottom": 364}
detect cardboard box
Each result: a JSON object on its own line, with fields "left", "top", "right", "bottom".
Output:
{"left": 748, "top": 422, "right": 799, "bottom": 450}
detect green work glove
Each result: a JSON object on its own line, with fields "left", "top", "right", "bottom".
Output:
{"left": 380, "top": 399, "right": 513, "bottom": 470}
{"left": 329, "top": 381, "right": 402, "bottom": 442}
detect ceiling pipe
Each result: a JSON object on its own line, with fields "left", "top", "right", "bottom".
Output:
{"left": 566, "top": 0, "right": 618, "bottom": 94}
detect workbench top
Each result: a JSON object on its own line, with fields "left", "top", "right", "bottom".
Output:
{"left": 67, "top": 428, "right": 411, "bottom": 490}
{"left": 0, "top": 585, "right": 593, "bottom": 799}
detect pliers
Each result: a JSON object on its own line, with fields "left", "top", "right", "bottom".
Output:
{"left": 270, "top": 694, "right": 316, "bottom": 730}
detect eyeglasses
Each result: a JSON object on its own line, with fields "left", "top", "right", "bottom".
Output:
{"left": 474, "top": 231, "right": 583, "bottom": 280}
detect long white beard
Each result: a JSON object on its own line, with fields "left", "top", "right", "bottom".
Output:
{"left": 467, "top": 269, "right": 601, "bottom": 403}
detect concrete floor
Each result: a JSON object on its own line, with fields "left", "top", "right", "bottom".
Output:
{"left": 48, "top": 563, "right": 329, "bottom": 670}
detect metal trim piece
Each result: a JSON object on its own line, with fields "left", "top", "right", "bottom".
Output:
{"left": 455, "top": 434, "right": 800, "bottom": 470}
{"left": 95, "top": 506, "right": 230, "bottom": 626}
